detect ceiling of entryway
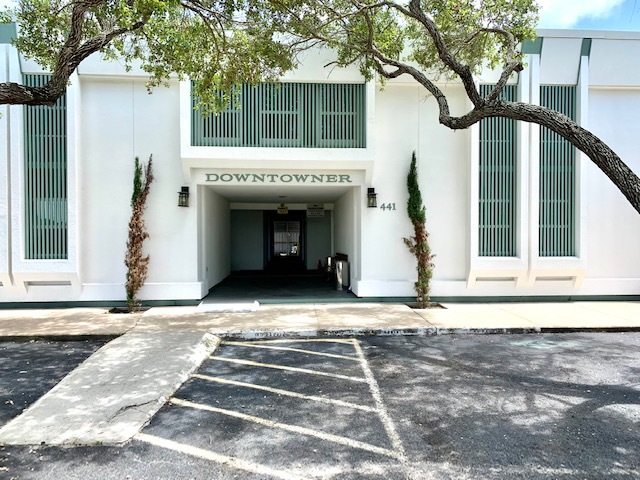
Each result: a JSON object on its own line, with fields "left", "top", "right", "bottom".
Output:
{"left": 205, "top": 184, "right": 355, "bottom": 204}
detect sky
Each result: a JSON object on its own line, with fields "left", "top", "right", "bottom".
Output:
{"left": 537, "top": 0, "right": 640, "bottom": 30}
{"left": 0, "top": 0, "right": 639, "bottom": 32}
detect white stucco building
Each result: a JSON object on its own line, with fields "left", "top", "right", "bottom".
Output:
{"left": 1, "top": 23, "right": 640, "bottom": 306}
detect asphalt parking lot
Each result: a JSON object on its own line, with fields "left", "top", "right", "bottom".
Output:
{"left": 140, "top": 337, "right": 406, "bottom": 478}
{"left": 0, "top": 339, "right": 110, "bottom": 426}
{"left": 2, "top": 332, "right": 640, "bottom": 479}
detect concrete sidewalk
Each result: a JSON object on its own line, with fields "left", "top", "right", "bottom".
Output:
{"left": 1, "top": 301, "right": 639, "bottom": 338}
{"left": 0, "top": 301, "right": 638, "bottom": 447}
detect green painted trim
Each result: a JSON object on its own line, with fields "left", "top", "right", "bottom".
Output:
{"left": 212, "top": 295, "right": 640, "bottom": 305}
{"left": 522, "top": 37, "right": 543, "bottom": 55}
{"left": 0, "top": 23, "right": 16, "bottom": 44}
{"left": 257, "top": 297, "right": 416, "bottom": 304}
{"left": 431, "top": 295, "right": 640, "bottom": 303}
{"left": 581, "top": 38, "right": 592, "bottom": 57}
{"left": 2, "top": 295, "right": 638, "bottom": 310}
{"left": 0, "top": 299, "right": 200, "bottom": 309}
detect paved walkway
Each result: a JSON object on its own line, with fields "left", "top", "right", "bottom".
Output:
{"left": 0, "top": 301, "right": 638, "bottom": 447}
{"left": 1, "top": 301, "right": 639, "bottom": 338}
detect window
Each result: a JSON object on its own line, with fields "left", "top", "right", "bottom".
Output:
{"left": 319, "top": 83, "right": 363, "bottom": 146}
{"left": 478, "top": 84, "right": 518, "bottom": 256}
{"left": 539, "top": 85, "right": 576, "bottom": 257}
{"left": 259, "top": 84, "right": 301, "bottom": 146}
{"left": 273, "top": 221, "right": 301, "bottom": 257}
{"left": 192, "top": 82, "right": 366, "bottom": 148}
{"left": 23, "top": 74, "right": 68, "bottom": 260}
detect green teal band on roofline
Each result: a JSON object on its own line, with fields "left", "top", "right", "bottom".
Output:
{"left": 0, "top": 23, "right": 17, "bottom": 44}
{"left": 522, "top": 37, "right": 543, "bottom": 54}
{"left": 581, "top": 38, "right": 592, "bottom": 57}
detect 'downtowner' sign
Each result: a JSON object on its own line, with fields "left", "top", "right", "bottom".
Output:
{"left": 205, "top": 172, "right": 353, "bottom": 184}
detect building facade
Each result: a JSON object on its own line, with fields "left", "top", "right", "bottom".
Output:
{"left": 2, "top": 25, "right": 640, "bottom": 305}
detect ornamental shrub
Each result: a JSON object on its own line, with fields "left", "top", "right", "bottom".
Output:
{"left": 403, "top": 152, "right": 434, "bottom": 308}
{"left": 125, "top": 155, "right": 154, "bottom": 312}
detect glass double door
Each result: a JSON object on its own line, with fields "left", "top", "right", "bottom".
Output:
{"left": 266, "top": 211, "right": 306, "bottom": 272}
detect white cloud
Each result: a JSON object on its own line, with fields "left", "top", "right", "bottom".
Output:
{"left": 0, "top": 0, "right": 17, "bottom": 9}
{"left": 537, "top": 0, "right": 627, "bottom": 27}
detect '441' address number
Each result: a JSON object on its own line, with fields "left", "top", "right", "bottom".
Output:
{"left": 380, "top": 203, "right": 397, "bottom": 211}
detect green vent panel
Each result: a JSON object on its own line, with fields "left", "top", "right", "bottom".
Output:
{"left": 478, "top": 84, "right": 518, "bottom": 257}
{"left": 192, "top": 83, "right": 366, "bottom": 148}
{"left": 23, "top": 75, "right": 68, "bottom": 260}
{"left": 539, "top": 86, "right": 576, "bottom": 257}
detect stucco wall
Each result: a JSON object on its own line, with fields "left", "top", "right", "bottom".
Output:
{"left": 334, "top": 189, "right": 356, "bottom": 269}
{"left": 586, "top": 88, "right": 640, "bottom": 278}
{"left": 418, "top": 84, "right": 471, "bottom": 283}
{"left": 79, "top": 77, "right": 201, "bottom": 300}
{"left": 306, "top": 212, "right": 332, "bottom": 270}
{"left": 230, "top": 210, "right": 264, "bottom": 271}
{"left": 202, "top": 187, "right": 230, "bottom": 289}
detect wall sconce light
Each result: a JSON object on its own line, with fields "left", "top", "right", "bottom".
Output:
{"left": 367, "top": 187, "right": 377, "bottom": 208}
{"left": 178, "top": 186, "right": 190, "bottom": 207}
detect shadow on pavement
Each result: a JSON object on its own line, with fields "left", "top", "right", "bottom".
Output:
{"left": 0, "top": 339, "right": 110, "bottom": 426}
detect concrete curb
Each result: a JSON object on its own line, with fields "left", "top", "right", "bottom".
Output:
{"left": 3, "top": 326, "right": 639, "bottom": 341}
{"left": 213, "top": 325, "right": 640, "bottom": 340}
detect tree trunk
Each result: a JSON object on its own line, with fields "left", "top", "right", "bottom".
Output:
{"left": 0, "top": 83, "right": 59, "bottom": 106}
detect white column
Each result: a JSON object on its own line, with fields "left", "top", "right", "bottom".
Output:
{"left": 0, "top": 45, "right": 11, "bottom": 289}
{"left": 526, "top": 53, "right": 541, "bottom": 286}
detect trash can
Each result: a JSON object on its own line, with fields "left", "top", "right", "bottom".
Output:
{"left": 325, "top": 256, "right": 334, "bottom": 271}
{"left": 335, "top": 260, "right": 350, "bottom": 290}
{"left": 325, "top": 256, "right": 334, "bottom": 282}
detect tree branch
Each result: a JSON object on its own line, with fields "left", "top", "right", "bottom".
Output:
{"left": 438, "top": 100, "right": 640, "bottom": 214}
{"left": 0, "top": 0, "right": 146, "bottom": 106}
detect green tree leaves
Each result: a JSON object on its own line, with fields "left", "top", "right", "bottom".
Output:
{"left": 1, "top": 0, "right": 299, "bottom": 108}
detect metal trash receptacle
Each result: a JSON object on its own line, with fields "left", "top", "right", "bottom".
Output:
{"left": 335, "top": 260, "right": 350, "bottom": 290}
{"left": 326, "top": 256, "right": 334, "bottom": 271}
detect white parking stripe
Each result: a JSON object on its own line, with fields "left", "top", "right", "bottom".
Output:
{"left": 222, "top": 341, "right": 359, "bottom": 361}
{"left": 136, "top": 433, "right": 307, "bottom": 480}
{"left": 352, "top": 339, "right": 407, "bottom": 459}
{"left": 231, "top": 338, "right": 354, "bottom": 345}
{"left": 170, "top": 398, "right": 402, "bottom": 459}
{"left": 192, "top": 373, "right": 378, "bottom": 412}
{"left": 210, "top": 356, "right": 367, "bottom": 383}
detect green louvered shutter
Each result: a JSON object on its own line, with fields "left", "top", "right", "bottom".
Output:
{"left": 192, "top": 83, "right": 366, "bottom": 148}
{"left": 192, "top": 88, "right": 242, "bottom": 147}
{"left": 539, "top": 86, "right": 576, "bottom": 257}
{"left": 478, "top": 84, "right": 518, "bottom": 256}
{"left": 318, "top": 83, "right": 366, "bottom": 148}
{"left": 23, "top": 75, "right": 68, "bottom": 260}
{"left": 258, "top": 83, "right": 301, "bottom": 147}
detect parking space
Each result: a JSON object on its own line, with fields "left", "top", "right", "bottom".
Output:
{"left": 133, "top": 333, "right": 640, "bottom": 479}
{"left": 137, "top": 338, "right": 409, "bottom": 479}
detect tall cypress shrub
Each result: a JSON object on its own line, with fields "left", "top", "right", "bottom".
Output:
{"left": 403, "top": 152, "right": 434, "bottom": 308}
{"left": 125, "top": 155, "right": 154, "bottom": 311}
